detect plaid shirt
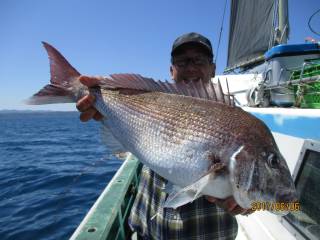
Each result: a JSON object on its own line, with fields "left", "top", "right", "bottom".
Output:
{"left": 128, "top": 166, "right": 238, "bottom": 240}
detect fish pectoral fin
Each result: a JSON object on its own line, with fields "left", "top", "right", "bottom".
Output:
{"left": 163, "top": 186, "right": 201, "bottom": 209}
{"left": 162, "top": 176, "right": 212, "bottom": 209}
{"left": 163, "top": 181, "right": 181, "bottom": 194}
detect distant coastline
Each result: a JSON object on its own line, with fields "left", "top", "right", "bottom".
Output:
{"left": 0, "top": 109, "right": 77, "bottom": 113}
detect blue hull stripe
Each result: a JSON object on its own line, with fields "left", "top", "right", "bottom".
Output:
{"left": 250, "top": 112, "right": 320, "bottom": 141}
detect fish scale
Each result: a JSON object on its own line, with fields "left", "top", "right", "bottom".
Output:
{"left": 95, "top": 90, "right": 254, "bottom": 189}
{"left": 28, "top": 42, "right": 298, "bottom": 210}
{"left": 96, "top": 91, "right": 216, "bottom": 186}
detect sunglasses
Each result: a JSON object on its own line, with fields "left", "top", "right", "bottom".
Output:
{"left": 172, "top": 56, "right": 211, "bottom": 68}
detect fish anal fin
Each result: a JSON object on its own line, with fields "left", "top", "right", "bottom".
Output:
{"left": 101, "top": 119, "right": 128, "bottom": 159}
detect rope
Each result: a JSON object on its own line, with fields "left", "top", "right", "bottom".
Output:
{"left": 308, "top": 8, "right": 320, "bottom": 36}
{"left": 215, "top": 0, "right": 228, "bottom": 64}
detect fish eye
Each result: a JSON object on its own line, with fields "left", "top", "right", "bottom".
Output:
{"left": 267, "top": 153, "right": 278, "bottom": 168}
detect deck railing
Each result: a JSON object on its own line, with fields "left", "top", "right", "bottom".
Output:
{"left": 70, "top": 154, "right": 142, "bottom": 240}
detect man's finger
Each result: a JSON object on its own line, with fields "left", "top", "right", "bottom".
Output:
{"left": 206, "top": 196, "right": 217, "bottom": 203}
{"left": 214, "top": 197, "right": 237, "bottom": 212}
{"left": 229, "top": 206, "right": 248, "bottom": 216}
{"left": 93, "top": 112, "right": 104, "bottom": 121}
{"left": 80, "top": 108, "right": 98, "bottom": 122}
{"left": 224, "top": 197, "right": 238, "bottom": 212}
{"left": 79, "top": 75, "right": 102, "bottom": 87}
{"left": 241, "top": 209, "right": 255, "bottom": 216}
{"left": 76, "top": 95, "right": 95, "bottom": 112}
{"left": 206, "top": 196, "right": 254, "bottom": 216}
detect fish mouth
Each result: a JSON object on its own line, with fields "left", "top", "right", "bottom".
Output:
{"left": 270, "top": 191, "right": 299, "bottom": 216}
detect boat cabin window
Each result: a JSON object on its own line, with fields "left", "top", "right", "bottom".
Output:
{"left": 283, "top": 141, "right": 320, "bottom": 240}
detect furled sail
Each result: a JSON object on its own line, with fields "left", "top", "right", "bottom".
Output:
{"left": 226, "top": 0, "right": 289, "bottom": 72}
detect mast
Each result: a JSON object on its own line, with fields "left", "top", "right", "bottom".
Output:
{"left": 277, "top": 0, "right": 289, "bottom": 44}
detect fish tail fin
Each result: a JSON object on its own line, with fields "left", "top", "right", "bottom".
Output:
{"left": 26, "top": 42, "right": 82, "bottom": 105}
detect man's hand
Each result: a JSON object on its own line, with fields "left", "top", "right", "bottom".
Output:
{"left": 206, "top": 196, "right": 254, "bottom": 216}
{"left": 76, "top": 76, "right": 104, "bottom": 122}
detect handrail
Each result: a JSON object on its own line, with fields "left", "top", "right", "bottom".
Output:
{"left": 70, "top": 154, "right": 142, "bottom": 240}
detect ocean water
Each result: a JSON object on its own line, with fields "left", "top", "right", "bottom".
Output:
{"left": 0, "top": 111, "right": 122, "bottom": 240}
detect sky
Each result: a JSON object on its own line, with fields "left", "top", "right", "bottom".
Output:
{"left": 0, "top": 0, "right": 319, "bottom": 111}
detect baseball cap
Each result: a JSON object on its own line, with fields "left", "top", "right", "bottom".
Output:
{"left": 171, "top": 32, "right": 213, "bottom": 57}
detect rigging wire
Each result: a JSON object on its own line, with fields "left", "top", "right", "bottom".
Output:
{"left": 308, "top": 8, "right": 320, "bottom": 36}
{"left": 215, "top": 0, "right": 228, "bottom": 64}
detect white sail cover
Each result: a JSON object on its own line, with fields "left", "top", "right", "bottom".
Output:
{"left": 226, "top": 0, "right": 289, "bottom": 71}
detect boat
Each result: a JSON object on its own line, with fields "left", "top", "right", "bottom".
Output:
{"left": 70, "top": 0, "right": 320, "bottom": 239}
{"left": 216, "top": 1, "right": 320, "bottom": 239}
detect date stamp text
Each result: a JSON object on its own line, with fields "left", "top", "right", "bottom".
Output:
{"left": 251, "top": 202, "right": 300, "bottom": 211}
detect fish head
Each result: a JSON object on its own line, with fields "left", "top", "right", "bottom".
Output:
{"left": 228, "top": 134, "right": 297, "bottom": 210}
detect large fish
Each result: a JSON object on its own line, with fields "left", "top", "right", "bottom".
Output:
{"left": 28, "top": 42, "right": 297, "bottom": 212}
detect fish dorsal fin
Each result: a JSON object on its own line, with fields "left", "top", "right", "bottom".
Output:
{"left": 99, "top": 74, "right": 235, "bottom": 106}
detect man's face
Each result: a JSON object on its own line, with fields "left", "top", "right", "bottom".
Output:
{"left": 170, "top": 45, "right": 215, "bottom": 83}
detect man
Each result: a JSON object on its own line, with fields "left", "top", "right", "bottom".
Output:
{"left": 76, "top": 32, "right": 252, "bottom": 239}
